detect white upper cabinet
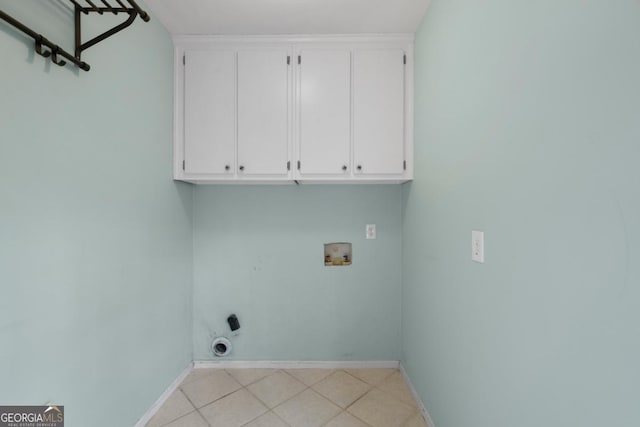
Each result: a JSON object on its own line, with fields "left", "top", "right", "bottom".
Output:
{"left": 353, "top": 49, "right": 406, "bottom": 176}
{"left": 297, "top": 49, "right": 351, "bottom": 178}
{"left": 237, "top": 49, "right": 291, "bottom": 178}
{"left": 173, "top": 35, "right": 413, "bottom": 184}
{"left": 183, "top": 50, "right": 236, "bottom": 178}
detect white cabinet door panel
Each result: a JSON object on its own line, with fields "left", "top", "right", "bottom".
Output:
{"left": 184, "top": 50, "right": 236, "bottom": 176}
{"left": 175, "top": 37, "right": 412, "bottom": 184}
{"left": 237, "top": 50, "right": 290, "bottom": 177}
{"left": 298, "top": 50, "right": 351, "bottom": 176}
{"left": 353, "top": 49, "right": 405, "bottom": 176}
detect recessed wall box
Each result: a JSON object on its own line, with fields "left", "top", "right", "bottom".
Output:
{"left": 324, "top": 242, "right": 352, "bottom": 266}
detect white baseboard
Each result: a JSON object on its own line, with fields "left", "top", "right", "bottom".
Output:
{"left": 400, "top": 364, "right": 436, "bottom": 427}
{"left": 193, "top": 360, "right": 400, "bottom": 370}
{"left": 134, "top": 363, "right": 193, "bottom": 427}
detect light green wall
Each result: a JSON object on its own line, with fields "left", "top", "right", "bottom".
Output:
{"left": 9, "top": 0, "right": 639, "bottom": 425}
{"left": 403, "top": 1, "right": 640, "bottom": 426}
{"left": 193, "top": 185, "right": 402, "bottom": 361}
{"left": 0, "top": 2, "right": 193, "bottom": 426}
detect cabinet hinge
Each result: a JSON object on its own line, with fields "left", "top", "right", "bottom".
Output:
{"left": 403, "top": 54, "right": 406, "bottom": 65}
{"left": 287, "top": 55, "right": 290, "bottom": 65}
{"left": 403, "top": 160, "right": 406, "bottom": 170}
{"left": 298, "top": 55, "right": 301, "bottom": 65}
{"left": 182, "top": 160, "right": 185, "bottom": 170}
{"left": 287, "top": 161, "right": 291, "bottom": 171}
{"left": 297, "top": 160, "right": 301, "bottom": 170}
{"left": 183, "top": 55, "right": 185, "bottom": 66}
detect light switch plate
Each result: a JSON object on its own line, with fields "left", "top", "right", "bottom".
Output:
{"left": 366, "top": 224, "right": 376, "bottom": 239}
{"left": 472, "top": 230, "right": 484, "bottom": 263}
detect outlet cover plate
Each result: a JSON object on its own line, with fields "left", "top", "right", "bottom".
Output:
{"left": 366, "top": 224, "right": 376, "bottom": 239}
{"left": 472, "top": 230, "right": 484, "bottom": 263}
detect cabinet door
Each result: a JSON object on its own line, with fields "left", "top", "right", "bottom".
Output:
{"left": 298, "top": 49, "right": 351, "bottom": 177}
{"left": 184, "top": 50, "right": 236, "bottom": 176}
{"left": 237, "top": 50, "right": 291, "bottom": 178}
{"left": 353, "top": 49, "right": 405, "bottom": 176}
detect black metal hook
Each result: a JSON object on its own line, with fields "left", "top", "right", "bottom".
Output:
{"left": 1, "top": 2, "right": 149, "bottom": 72}
{"left": 35, "top": 36, "right": 51, "bottom": 58}
{"left": 51, "top": 46, "right": 67, "bottom": 66}
{"left": 78, "top": 61, "right": 90, "bottom": 72}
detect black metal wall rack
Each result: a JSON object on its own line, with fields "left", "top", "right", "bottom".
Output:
{"left": 0, "top": 0, "right": 150, "bottom": 72}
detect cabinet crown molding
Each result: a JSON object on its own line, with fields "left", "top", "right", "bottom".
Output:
{"left": 173, "top": 33, "right": 415, "bottom": 45}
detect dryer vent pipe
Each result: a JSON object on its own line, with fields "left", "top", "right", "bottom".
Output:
{"left": 211, "top": 337, "right": 232, "bottom": 357}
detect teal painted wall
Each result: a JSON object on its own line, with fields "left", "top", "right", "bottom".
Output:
{"left": 193, "top": 185, "right": 402, "bottom": 361}
{"left": 403, "top": 1, "right": 640, "bottom": 426}
{"left": 0, "top": 2, "right": 193, "bottom": 426}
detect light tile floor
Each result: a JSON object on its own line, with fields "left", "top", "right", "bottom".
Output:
{"left": 145, "top": 368, "right": 428, "bottom": 427}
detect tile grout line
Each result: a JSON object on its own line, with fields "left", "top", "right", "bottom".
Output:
{"left": 320, "top": 408, "right": 374, "bottom": 427}
{"left": 235, "top": 387, "right": 268, "bottom": 427}
{"left": 176, "top": 385, "right": 212, "bottom": 427}
{"left": 315, "top": 368, "right": 400, "bottom": 427}
{"left": 164, "top": 389, "right": 202, "bottom": 427}
{"left": 245, "top": 369, "right": 310, "bottom": 410}
{"left": 196, "top": 405, "right": 213, "bottom": 427}
{"left": 238, "top": 409, "right": 289, "bottom": 427}
{"left": 343, "top": 369, "right": 421, "bottom": 427}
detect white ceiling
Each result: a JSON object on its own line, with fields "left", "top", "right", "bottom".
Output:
{"left": 144, "top": 0, "right": 430, "bottom": 35}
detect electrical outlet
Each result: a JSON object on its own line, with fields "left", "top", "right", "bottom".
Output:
{"left": 366, "top": 224, "right": 376, "bottom": 239}
{"left": 472, "top": 230, "right": 484, "bottom": 263}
